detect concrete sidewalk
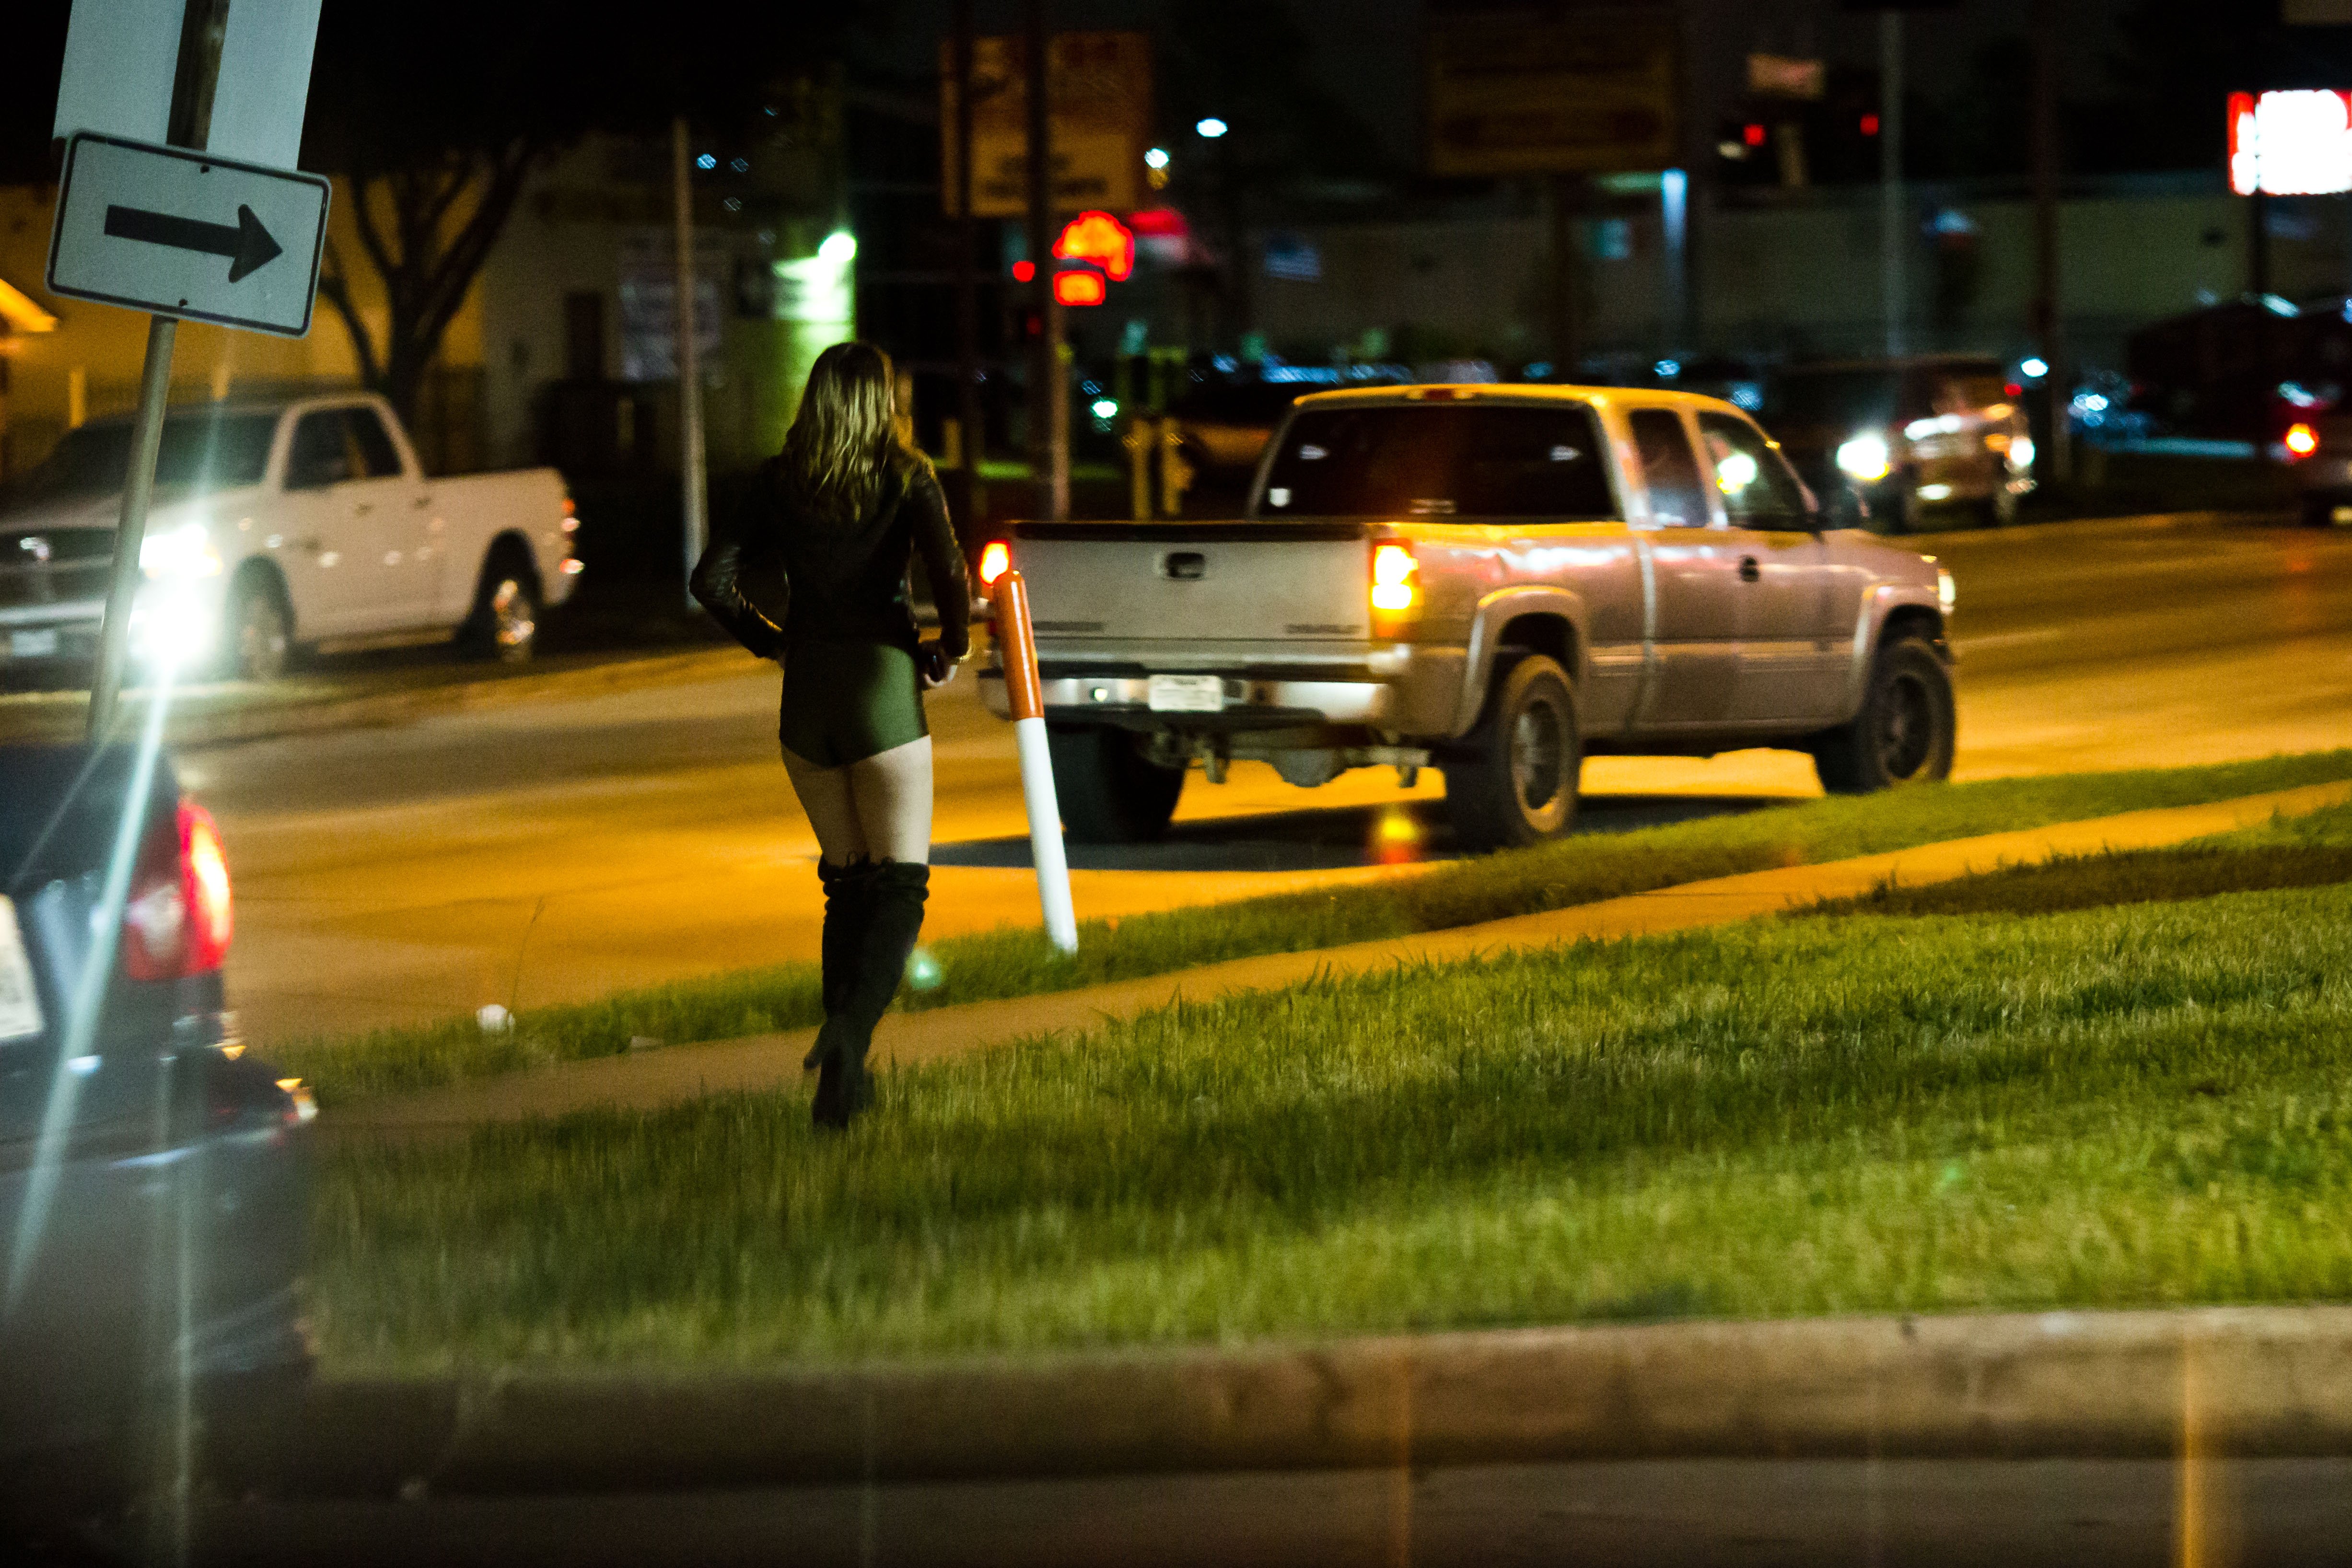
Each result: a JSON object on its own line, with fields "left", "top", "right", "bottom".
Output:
{"left": 326, "top": 778, "right": 2352, "bottom": 1136}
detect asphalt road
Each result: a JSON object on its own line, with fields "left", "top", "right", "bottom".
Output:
{"left": 169, "top": 512, "right": 2352, "bottom": 1048}
{"left": 170, "top": 1456, "right": 2352, "bottom": 1567}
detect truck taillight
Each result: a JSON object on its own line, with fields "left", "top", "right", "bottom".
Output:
{"left": 1371, "top": 543, "right": 1419, "bottom": 614}
{"left": 978, "top": 539, "right": 1011, "bottom": 587}
{"left": 2286, "top": 422, "right": 2319, "bottom": 460}
{"left": 122, "top": 801, "right": 233, "bottom": 983}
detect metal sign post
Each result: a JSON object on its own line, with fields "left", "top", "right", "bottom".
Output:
{"left": 49, "top": 0, "right": 324, "bottom": 742}
{"left": 672, "top": 116, "right": 709, "bottom": 611}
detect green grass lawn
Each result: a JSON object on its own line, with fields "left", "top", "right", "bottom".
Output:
{"left": 1805, "top": 800, "right": 2352, "bottom": 919}
{"left": 314, "top": 875, "right": 2352, "bottom": 1373}
{"left": 273, "top": 751, "right": 2352, "bottom": 1106}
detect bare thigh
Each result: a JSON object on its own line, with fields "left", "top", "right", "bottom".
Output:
{"left": 844, "top": 735, "right": 933, "bottom": 864}
{"left": 781, "top": 737, "right": 933, "bottom": 866}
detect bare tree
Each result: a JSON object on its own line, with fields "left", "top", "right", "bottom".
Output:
{"left": 302, "top": 0, "right": 850, "bottom": 430}
{"left": 316, "top": 142, "right": 537, "bottom": 426}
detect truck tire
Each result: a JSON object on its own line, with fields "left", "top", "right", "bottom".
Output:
{"left": 1809, "top": 633, "right": 1956, "bottom": 794}
{"left": 1979, "top": 483, "right": 2018, "bottom": 529}
{"left": 220, "top": 569, "right": 293, "bottom": 682}
{"left": 1048, "top": 724, "right": 1185, "bottom": 843}
{"left": 1443, "top": 654, "right": 1579, "bottom": 853}
{"left": 459, "top": 547, "right": 540, "bottom": 664}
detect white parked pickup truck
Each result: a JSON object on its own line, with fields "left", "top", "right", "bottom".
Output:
{"left": 0, "top": 393, "right": 579, "bottom": 680}
{"left": 983, "top": 384, "right": 1958, "bottom": 851}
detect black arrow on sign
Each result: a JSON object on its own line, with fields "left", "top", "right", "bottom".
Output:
{"left": 102, "top": 202, "right": 283, "bottom": 283}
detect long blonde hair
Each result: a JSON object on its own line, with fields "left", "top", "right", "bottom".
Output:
{"left": 778, "top": 340, "right": 923, "bottom": 523}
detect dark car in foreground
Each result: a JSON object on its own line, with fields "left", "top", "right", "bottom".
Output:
{"left": 1768, "top": 356, "right": 2034, "bottom": 532}
{"left": 1, "top": 743, "right": 311, "bottom": 1540}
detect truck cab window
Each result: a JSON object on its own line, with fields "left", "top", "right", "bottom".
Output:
{"left": 1627, "top": 408, "right": 1709, "bottom": 526}
{"left": 1259, "top": 404, "right": 1615, "bottom": 519}
{"left": 288, "top": 411, "right": 357, "bottom": 489}
{"left": 1698, "top": 412, "right": 1812, "bottom": 528}
{"left": 348, "top": 408, "right": 403, "bottom": 479}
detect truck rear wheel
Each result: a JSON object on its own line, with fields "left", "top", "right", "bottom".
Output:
{"left": 1443, "top": 654, "right": 1579, "bottom": 853}
{"left": 459, "top": 546, "right": 540, "bottom": 664}
{"left": 1048, "top": 724, "right": 1186, "bottom": 843}
{"left": 1809, "top": 633, "right": 1956, "bottom": 793}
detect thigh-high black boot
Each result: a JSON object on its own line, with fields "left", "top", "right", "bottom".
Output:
{"left": 812, "top": 860, "right": 929, "bottom": 1129}
{"left": 806, "top": 856, "right": 872, "bottom": 1073}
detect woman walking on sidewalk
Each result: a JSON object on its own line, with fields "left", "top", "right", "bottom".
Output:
{"left": 691, "top": 341, "right": 970, "bottom": 1128}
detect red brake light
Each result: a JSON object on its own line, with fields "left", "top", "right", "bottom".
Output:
{"left": 978, "top": 539, "right": 1011, "bottom": 587}
{"left": 122, "top": 800, "right": 233, "bottom": 982}
{"left": 2286, "top": 421, "right": 2319, "bottom": 459}
{"left": 2004, "top": 382, "right": 2023, "bottom": 398}
{"left": 1742, "top": 122, "right": 1767, "bottom": 148}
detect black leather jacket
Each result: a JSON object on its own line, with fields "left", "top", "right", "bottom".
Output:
{"left": 692, "top": 456, "right": 971, "bottom": 662}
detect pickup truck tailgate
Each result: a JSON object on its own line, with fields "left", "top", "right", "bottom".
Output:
{"left": 1010, "top": 522, "right": 1373, "bottom": 649}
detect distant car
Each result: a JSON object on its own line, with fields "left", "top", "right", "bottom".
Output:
{"left": 1164, "top": 377, "right": 1316, "bottom": 478}
{"left": 1768, "top": 356, "right": 2034, "bottom": 532}
{"left": 0, "top": 393, "right": 580, "bottom": 683}
{"left": 1, "top": 744, "right": 311, "bottom": 1530}
{"left": 2277, "top": 411, "right": 2352, "bottom": 528}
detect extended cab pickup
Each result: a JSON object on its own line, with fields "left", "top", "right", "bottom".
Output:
{"left": 983, "top": 385, "right": 1958, "bottom": 850}
{"left": 0, "top": 393, "right": 579, "bottom": 681}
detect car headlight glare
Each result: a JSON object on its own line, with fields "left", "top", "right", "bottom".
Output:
{"left": 1938, "top": 566, "right": 1956, "bottom": 613}
{"left": 1836, "top": 432, "right": 1892, "bottom": 484}
{"left": 2009, "top": 434, "right": 2036, "bottom": 471}
{"left": 140, "top": 521, "right": 221, "bottom": 580}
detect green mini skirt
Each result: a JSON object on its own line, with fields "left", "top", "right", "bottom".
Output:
{"left": 779, "top": 637, "right": 928, "bottom": 767}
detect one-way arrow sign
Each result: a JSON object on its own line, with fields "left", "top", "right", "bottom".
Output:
{"left": 47, "top": 132, "right": 329, "bottom": 337}
{"left": 103, "top": 202, "right": 284, "bottom": 283}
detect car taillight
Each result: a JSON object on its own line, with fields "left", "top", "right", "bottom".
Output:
{"left": 978, "top": 539, "right": 1011, "bottom": 588}
{"left": 1371, "top": 542, "right": 1419, "bottom": 615}
{"left": 2286, "top": 422, "right": 2319, "bottom": 460}
{"left": 122, "top": 800, "right": 233, "bottom": 983}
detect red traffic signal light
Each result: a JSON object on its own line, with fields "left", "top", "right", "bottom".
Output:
{"left": 1053, "top": 210, "right": 1135, "bottom": 281}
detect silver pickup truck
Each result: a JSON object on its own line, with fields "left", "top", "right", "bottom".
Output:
{"left": 981, "top": 385, "right": 1957, "bottom": 851}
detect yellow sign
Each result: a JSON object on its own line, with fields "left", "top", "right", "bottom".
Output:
{"left": 1427, "top": 13, "right": 1678, "bottom": 176}
{"left": 940, "top": 31, "right": 1153, "bottom": 218}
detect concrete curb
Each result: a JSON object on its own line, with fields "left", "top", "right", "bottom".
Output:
{"left": 0, "top": 646, "right": 747, "bottom": 751}
{"left": 289, "top": 1304, "right": 2352, "bottom": 1496}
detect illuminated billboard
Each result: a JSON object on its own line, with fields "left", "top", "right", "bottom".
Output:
{"left": 2229, "top": 90, "right": 2352, "bottom": 196}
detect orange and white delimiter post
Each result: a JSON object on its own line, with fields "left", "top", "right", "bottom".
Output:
{"left": 992, "top": 570, "right": 1078, "bottom": 953}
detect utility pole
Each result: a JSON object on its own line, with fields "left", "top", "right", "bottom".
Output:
{"left": 1024, "top": 0, "right": 1068, "bottom": 520}
{"left": 1547, "top": 173, "right": 1581, "bottom": 376}
{"left": 671, "top": 115, "right": 708, "bottom": 609}
{"left": 1878, "top": 10, "right": 1906, "bottom": 358}
{"left": 952, "top": 0, "right": 985, "bottom": 547}
{"left": 2028, "top": 0, "right": 2070, "bottom": 482}
{"left": 86, "top": 0, "right": 228, "bottom": 742}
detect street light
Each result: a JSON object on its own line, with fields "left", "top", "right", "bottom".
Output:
{"left": 1144, "top": 147, "right": 1170, "bottom": 169}
{"left": 1195, "top": 117, "right": 1228, "bottom": 139}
